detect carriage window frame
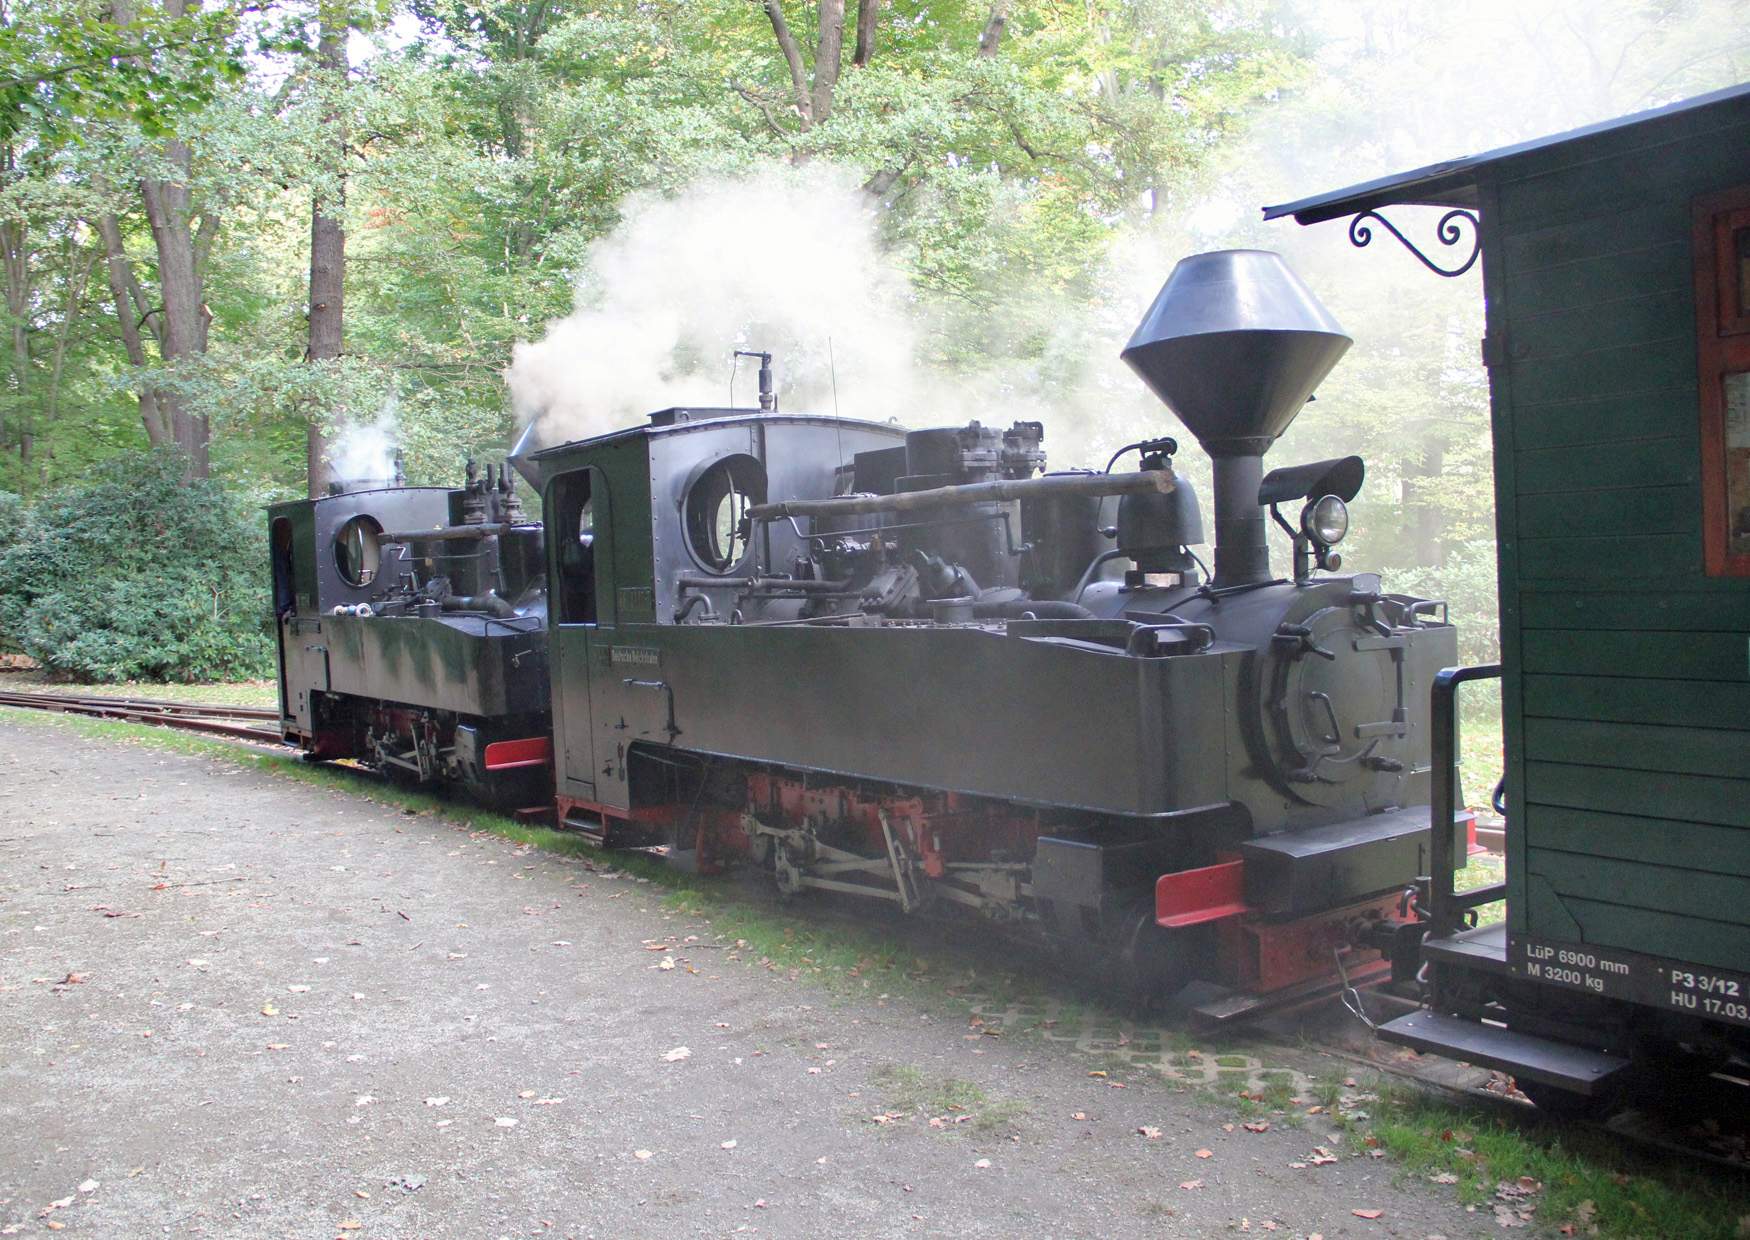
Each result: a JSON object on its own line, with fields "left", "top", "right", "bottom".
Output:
{"left": 1693, "top": 186, "right": 1750, "bottom": 578}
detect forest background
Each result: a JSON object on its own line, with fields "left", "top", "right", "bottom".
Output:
{"left": 0, "top": 0, "right": 1745, "bottom": 706}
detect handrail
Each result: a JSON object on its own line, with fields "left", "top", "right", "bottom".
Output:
{"left": 1428, "top": 662, "right": 1502, "bottom": 936}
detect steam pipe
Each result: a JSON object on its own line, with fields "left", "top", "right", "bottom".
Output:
{"left": 749, "top": 469, "right": 1174, "bottom": 522}
{"left": 1070, "top": 548, "right": 1128, "bottom": 603}
{"left": 381, "top": 523, "right": 513, "bottom": 542}
{"left": 735, "top": 350, "right": 775, "bottom": 411}
{"left": 675, "top": 574, "right": 850, "bottom": 593}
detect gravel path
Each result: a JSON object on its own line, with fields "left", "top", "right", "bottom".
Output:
{"left": 0, "top": 717, "right": 1487, "bottom": 1238}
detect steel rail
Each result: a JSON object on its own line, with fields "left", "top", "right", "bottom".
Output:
{"left": 0, "top": 689, "right": 284, "bottom": 743}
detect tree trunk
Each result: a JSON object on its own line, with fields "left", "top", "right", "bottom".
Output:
{"left": 42, "top": 247, "right": 96, "bottom": 481}
{"left": 1, "top": 212, "right": 27, "bottom": 467}
{"left": 977, "top": 1, "right": 1010, "bottom": 58}
{"left": 305, "top": 2, "right": 347, "bottom": 499}
{"left": 810, "top": 0, "right": 846, "bottom": 124}
{"left": 852, "top": 0, "right": 879, "bottom": 67}
{"left": 119, "top": 0, "right": 212, "bottom": 481}
{"left": 761, "top": 1, "right": 813, "bottom": 124}
{"left": 138, "top": 137, "right": 211, "bottom": 480}
{"left": 93, "top": 210, "right": 168, "bottom": 447}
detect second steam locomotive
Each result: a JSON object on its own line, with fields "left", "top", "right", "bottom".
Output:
{"left": 271, "top": 250, "right": 1464, "bottom": 1013}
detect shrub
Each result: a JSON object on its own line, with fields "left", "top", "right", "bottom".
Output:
{"left": 0, "top": 452, "right": 274, "bottom": 682}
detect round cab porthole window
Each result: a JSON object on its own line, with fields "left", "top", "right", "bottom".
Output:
{"left": 684, "top": 455, "right": 764, "bottom": 573}
{"left": 334, "top": 514, "right": 384, "bottom": 586}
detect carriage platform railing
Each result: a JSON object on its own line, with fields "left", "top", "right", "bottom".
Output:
{"left": 1427, "top": 662, "right": 1505, "bottom": 939}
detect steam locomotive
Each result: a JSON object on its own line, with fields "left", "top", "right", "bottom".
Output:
{"left": 271, "top": 251, "right": 1464, "bottom": 1014}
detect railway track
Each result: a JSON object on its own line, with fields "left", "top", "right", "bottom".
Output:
{"left": 0, "top": 689, "right": 283, "bottom": 744}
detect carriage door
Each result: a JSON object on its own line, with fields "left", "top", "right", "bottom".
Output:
{"left": 547, "top": 466, "right": 611, "bottom": 803}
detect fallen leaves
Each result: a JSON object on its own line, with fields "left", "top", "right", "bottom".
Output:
{"left": 1137, "top": 1126, "right": 1163, "bottom": 1140}
{"left": 1242, "top": 1121, "right": 1270, "bottom": 1133}
{"left": 633, "top": 1149, "right": 653, "bottom": 1161}
{"left": 1351, "top": 1207, "right": 1383, "bottom": 1219}
{"left": 1194, "top": 1148, "right": 1213, "bottom": 1159}
{"left": 1492, "top": 1176, "right": 1543, "bottom": 1228}
{"left": 1178, "top": 1179, "right": 1203, "bottom": 1191}
{"left": 662, "top": 1046, "right": 690, "bottom": 1063}
{"left": 1559, "top": 1199, "right": 1598, "bottom": 1237}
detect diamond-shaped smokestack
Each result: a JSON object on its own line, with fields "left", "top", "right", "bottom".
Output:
{"left": 1121, "top": 250, "right": 1351, "bottom": 586}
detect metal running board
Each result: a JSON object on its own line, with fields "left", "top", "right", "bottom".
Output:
{"left": 1378, "top": 1010, "right": 1630, "bottom": 1094}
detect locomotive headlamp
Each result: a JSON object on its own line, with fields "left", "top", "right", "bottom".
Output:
{"left": 1302, "top": 494, "right": 1349, "bottom": 546}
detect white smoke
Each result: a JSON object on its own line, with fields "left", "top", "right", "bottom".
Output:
{"left": 506, "top": 166, "right": 932, "bottom": 445}
{"left": 329, "top": 403, "right": 401, "bottom": 486}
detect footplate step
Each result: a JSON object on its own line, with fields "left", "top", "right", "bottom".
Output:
{"left": 1378, "top": 1009, "right": 1630, "bottom": 1093}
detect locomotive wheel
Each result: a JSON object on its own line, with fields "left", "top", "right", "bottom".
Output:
{"left": 1112, "top": 899, "right": 1197, "bottom": 1011}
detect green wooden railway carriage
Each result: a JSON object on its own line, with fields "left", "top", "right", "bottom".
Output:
{"left": 1266, "top": 84, "right": 1750, "bottom": 1104}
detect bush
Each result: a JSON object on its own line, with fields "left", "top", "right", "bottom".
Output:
{"left": 0, "top": 453, "right": 274, "bottom": 682}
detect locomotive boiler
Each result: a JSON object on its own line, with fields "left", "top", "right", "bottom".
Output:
{"left": 518, "top": 250, "right": 1463, "bottom": 1013}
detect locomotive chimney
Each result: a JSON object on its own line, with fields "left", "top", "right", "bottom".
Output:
{"left": 1120, "top": 250, "right": 1351, "bottom": 588}
{"left": 507, "top": 420, "right": 546, "bottom": 493}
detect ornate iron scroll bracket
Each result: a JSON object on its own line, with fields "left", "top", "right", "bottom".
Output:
{"left": 1347, "top": 208, "right": 1480, "bottom": 277}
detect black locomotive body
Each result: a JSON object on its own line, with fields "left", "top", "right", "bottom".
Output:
{"left": 518, "top": 250, "right": 1463, "bottom": 1011}
{"left": 270, "top": 463, "right": 552, "bottom": 808}
{"left": 274, "top": 251, "right": 1464, "bottom": 1010}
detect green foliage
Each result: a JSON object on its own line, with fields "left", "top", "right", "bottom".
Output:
{"left": 0, "top": 450, "right": 272, "bottom": 680}
{"left": 0, "top": 0, "right": 245, "bottom": 144}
